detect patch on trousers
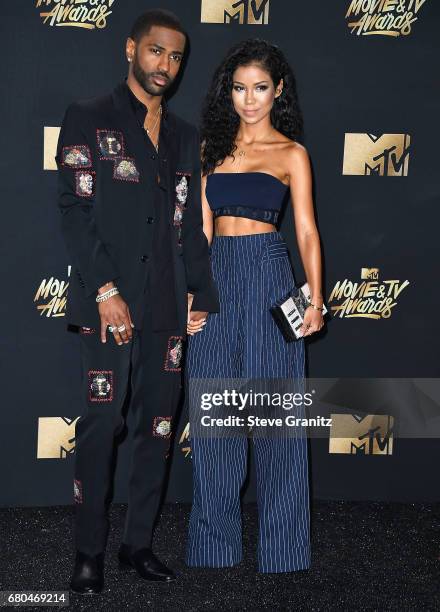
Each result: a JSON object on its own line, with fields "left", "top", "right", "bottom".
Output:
{"left": 113, "top": 157, "right": 140, "bottom": 182}
{"left": 173, "top": 172, "right": 191, "bottom": 245}
{"left": 96, "top": 129, "right": 124, "bottom": 160}
{"left": 164, "top": 336, "right": 183, "bottom": 371}
{"left": 73, "top": 479, "right": 83, "bottom": 504}
{"left": 62, "top": 145, "right": 92, "bottom": 168}
{"left": 75, "top": 170, "right": 96, "bottom": 198}
{"left": 88, "top": 370, "right": 113, "bottom": 402}
{"left": 152, "top": 416, "right": 172, "bottom": 439}
{"left": 79, "top": 327, "right": 95, "bottom": 335}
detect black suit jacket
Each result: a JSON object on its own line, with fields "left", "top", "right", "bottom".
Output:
{"left": 56, "top": 82, "right": 219, "bottom": 334}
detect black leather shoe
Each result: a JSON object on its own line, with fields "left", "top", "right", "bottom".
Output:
{"left": 118, "top": 543, "right": 176, "bottom": 582}
{"left": 69, "top": 551, "right": 104, "bottom": 595}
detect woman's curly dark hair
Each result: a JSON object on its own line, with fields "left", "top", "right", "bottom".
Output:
{"left": 201, "top": 38, "right": 303, "bottom": 176}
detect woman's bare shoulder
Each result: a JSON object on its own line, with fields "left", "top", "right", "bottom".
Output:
{"left": 272, "top": 132, "right": 307, "bottom": 156}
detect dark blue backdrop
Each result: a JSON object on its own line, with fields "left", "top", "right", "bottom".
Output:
{"left": 0, "top": 0, "right": 439, "bottom": 506}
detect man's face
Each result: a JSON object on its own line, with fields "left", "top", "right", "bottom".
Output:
{"left": 128, "top": 25, "right": 186, "bottom": 96}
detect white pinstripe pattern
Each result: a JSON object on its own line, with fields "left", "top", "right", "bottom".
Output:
{"left": 186, "top": 232, "right": 311, "bottom": 573}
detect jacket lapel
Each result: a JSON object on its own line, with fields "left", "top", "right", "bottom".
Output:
{"left": 162, "top": 114, "right": 179, "bottom": 225}
{"left": 111, "top": 82, "right": 181, "bottom": 226}
{"left": 111, "top": 83, "right": 152, "bottom": 186}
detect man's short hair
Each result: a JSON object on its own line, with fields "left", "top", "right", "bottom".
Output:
{"left": 130, "top": 9, "right": 187, "bottom": 43}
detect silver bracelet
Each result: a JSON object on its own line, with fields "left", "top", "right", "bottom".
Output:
{"left": 96, "top": 287, "right": 119, "bottom": 303}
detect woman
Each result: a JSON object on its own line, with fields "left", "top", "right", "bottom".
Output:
{"left": 185, "top": 39, "right": 324, "bottom": 574}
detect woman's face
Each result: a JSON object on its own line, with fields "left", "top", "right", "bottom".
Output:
{"left": 231, "top": 63, "right": 282, "bottom": 125}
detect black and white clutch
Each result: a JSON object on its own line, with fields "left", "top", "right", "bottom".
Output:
{"left": 270, "top": 282, "right": 328, "bottom": 342}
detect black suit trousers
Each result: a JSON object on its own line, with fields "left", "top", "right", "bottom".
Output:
{"left": 73, "top": 301, "right": 183, "bottom": 555}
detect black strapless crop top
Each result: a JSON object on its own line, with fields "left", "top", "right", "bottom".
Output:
{"left": 206, "top": 172, "right": 289, "bottom": 225}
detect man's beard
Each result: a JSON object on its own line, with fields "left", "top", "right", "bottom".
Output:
{"left": 132, "top": 56, "right": 172, "bottom": 96}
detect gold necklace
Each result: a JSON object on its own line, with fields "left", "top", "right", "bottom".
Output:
{"left": 234, "top": 146, "right": 246, "bottom": 173}
{"left": 145, "top": 105, "right": 161, "bottom": 152}
{"left": 145, "top": 105, "right": 162, "bottom": 135}
{"left": 233, "top": 130, "right": 275, "bottom": 172}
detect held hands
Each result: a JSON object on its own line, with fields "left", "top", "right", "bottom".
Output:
{"left": 187, "top": 293, "right": 208, "bottom": 336}
{"left": 97, "top": 282, "right": 134, "bottom": 345}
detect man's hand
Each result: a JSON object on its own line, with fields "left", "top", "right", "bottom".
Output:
{"left": 98, "top": 282, "right": 134, "bottom": 345}
{"left": 187, "top": 293, "right": 207, "bottom": 336}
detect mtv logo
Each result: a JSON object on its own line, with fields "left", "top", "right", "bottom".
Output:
{"left": 201, "top": 0, "right": 270, "bottom": 24}
{"left": 44, "top": 126, "right": 61, "bottom": 170}
{"left": 361, "top": 268, "right": 379, "bottom": 280}
{"left": 343, "top": 133, "right": 410, "bottom": 176}
{"left": 329, "top": 414, "right": 393, "bottom": 455}
{"left": 37, "top": 417, "right": 79, "bottom": 458}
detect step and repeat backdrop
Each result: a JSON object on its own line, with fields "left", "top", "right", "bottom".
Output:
{"left": 1, "top": 0, "right": 439, "bottom": 506}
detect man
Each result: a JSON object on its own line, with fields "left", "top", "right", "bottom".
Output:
{"left": 56, "top": 9, "right": 219, "bottom": 594}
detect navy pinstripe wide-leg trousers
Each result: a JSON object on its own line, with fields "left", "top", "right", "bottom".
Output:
{"left": 185, "top": 232, "right": 311, "bottom": 573}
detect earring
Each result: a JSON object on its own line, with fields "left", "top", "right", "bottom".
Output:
{"left": 128, "top": 57, "right": 132, "bottom": 63}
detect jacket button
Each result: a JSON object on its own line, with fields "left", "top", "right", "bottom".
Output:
{"left": 151, "top": 154, "right": 156, "bottom": 160}
{"left": 147, "top": 217, "right": 155, "bottom": 224}
{"left": 140, "top": 255, "right": 149, "bottom": 263}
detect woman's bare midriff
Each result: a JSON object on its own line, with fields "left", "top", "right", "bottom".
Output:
{"left": 214, "top": 216, "right": 276, "bottom": 236}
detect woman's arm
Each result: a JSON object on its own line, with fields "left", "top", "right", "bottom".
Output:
{"left": 287, "top": 144, "right": 324, "bottom": 336}
{"left": 287, "top": 144, "right": 323, "bottom": 306}
{"left": 201, "top": 173, "right": 214, "bottom": 246}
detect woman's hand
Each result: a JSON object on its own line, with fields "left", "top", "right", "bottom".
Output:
{"left": 300, "top": 305, "right": 324, "bottom": 337}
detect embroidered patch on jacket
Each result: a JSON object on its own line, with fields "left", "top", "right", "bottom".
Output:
{"left": 75, "top": 170, "right": 96, "bottom": 198}
{"left": 152, "top": 416, "right": 172, "bottom": 439}
{"left": 88, "top": 370, "right": 113, "bottom": 402}
{"left": 62, "top": 145, "right": 92, "bottom": 168}
{"left": 73, "top": 479, "right": 83, "bottom": 504}
{"left": 79, "top": 327, "right": 95, "bottom": 335}
{"left": 164, "top": 336, "right": 183, "bottom": 371}
{"left": 173, "top": 172, "right": 191, "bottom": 224}
{"left": 173, "top": 173, "right": 191, "bottom": 244}
{"left": 113, "top": 157, "right": 140, "bottom": 182}
{"left": 96, "top": 129, "right": 124, "bottom": 160}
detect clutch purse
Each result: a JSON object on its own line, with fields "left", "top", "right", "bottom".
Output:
{"left": 270, "top": 282, "right": 328, "bottom": 342}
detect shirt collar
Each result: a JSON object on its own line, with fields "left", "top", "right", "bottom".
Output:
{"left": 124, "top": 80, "right": 169, "bottom": 127}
